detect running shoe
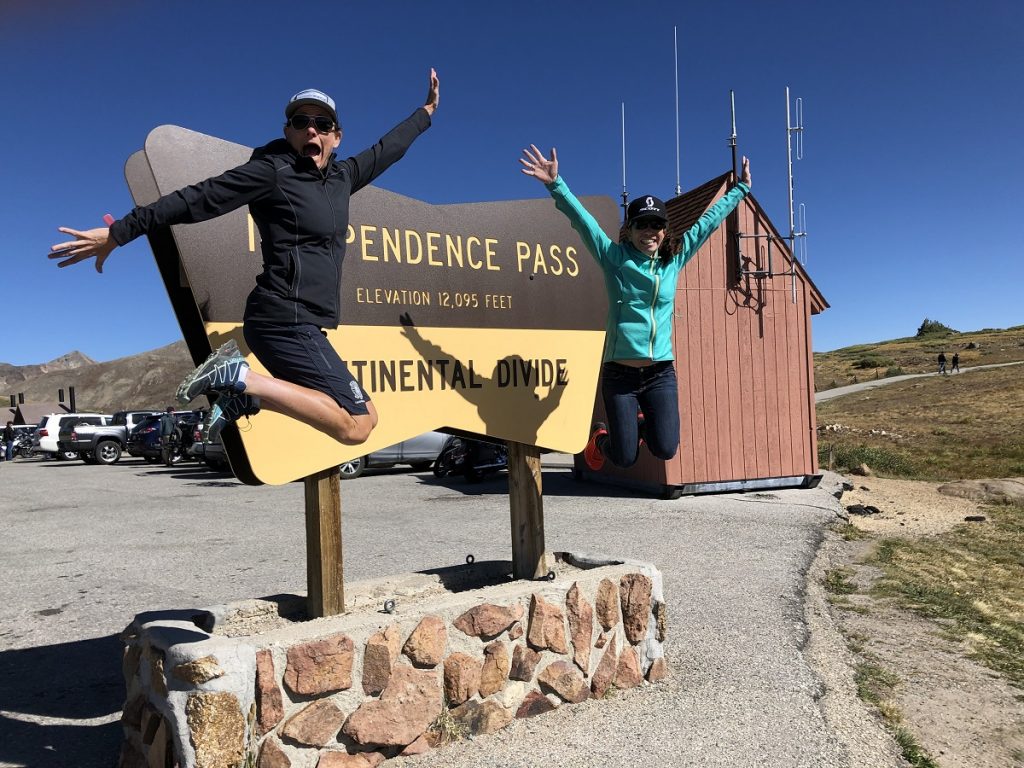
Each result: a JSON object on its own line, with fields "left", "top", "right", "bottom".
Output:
{"left": 176, "top": 339, "right": 249, "bottom": 405}
{"left": 207, "top": 393, "right": 261, "bottom": 442}
{"left": 583, "top": 422, "right": 608, "bottom": 471}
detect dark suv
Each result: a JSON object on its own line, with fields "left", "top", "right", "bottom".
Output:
{"left": 127, "top": 411, "right": 205, "bottom": 465}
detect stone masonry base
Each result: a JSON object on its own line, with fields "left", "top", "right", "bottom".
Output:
{"left": 118, "top": 553, "right": 667, "bottom": 768}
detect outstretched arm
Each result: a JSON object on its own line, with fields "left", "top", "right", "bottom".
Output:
{"left": 521, "top": 145, "right": 616, "bottom": 265}
{"left": 51, "top": 155, "right": 276, "bottom": 273}
{"left": 346, "top": 68, "right": 437, "bottom": 192}
{"left": 50, "top": 226, "right": 117, "bottom": 273}
{"left": 676, "top": 155, "right": 752, "bottom": 266}
{"left": 519, "top": 144, "right": 558, "bottom": 184}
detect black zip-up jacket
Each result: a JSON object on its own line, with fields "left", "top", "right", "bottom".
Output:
{"left": 110, "top": 108, "right": 431, "bottom": 328}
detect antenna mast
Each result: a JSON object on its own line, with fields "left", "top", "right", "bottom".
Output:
{"left": 673, "top": 26, "right": 681, "bottom": 196}
{"left": 729, "top": 90, "right": 738, "bottom": 181}
{"left": 785, "top": 86, "right": 807, "bottom": 301}
{"left": 621, "top": 102, "right": 629, "bottom": 221}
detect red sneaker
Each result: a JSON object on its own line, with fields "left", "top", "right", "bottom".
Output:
{"left": 584, "top": 423, "right": 608, "bottom": 471}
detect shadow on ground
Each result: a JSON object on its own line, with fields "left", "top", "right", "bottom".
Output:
{"left": 419, "top": 468, "right": 643, "bottom": 499}
{"left": 0, "top": 634, "right": 124, "bottom": 767}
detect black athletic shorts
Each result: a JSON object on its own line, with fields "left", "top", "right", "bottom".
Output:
{"left": 243, "top": 321, "right": 370, "bottom": 416}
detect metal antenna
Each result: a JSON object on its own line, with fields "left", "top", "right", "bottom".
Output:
{"left": 786, "top": 87, "right": 805, "bottom": 242}
{"left": 729, "top": 90, "right": 738, "bottom": 181}
{"left": 673, "top": 26, "right": 682, "bottom": 196}
{"left": 621, "top": 102, "right": 629, "bottom": 222}
{"left": 735, "top": 88, "right": 809, "bottom": 298}
{"left": 785, "top": 87, "right": 807, "bottom": 301}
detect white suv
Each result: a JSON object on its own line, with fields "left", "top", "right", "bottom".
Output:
{"left": 34, "top": 413, "right": 112, "bottom": 459}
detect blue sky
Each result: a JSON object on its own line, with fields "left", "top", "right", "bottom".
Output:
{"left": 2, "top": 0, "right": 1021, "bottom": 365}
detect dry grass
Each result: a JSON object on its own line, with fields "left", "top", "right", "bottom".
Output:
{"left": 822, "top": 344, "right": 1024, "bottom": 766}
{"left": 817, "top": 364, "right": 1024, "bottom": 480}
{"left": 428, "top": 704, "right": 468, "bottom": 745}
{"left": 814, "top": 325, "right": 1024, "bottom": 391}
{"left": 868, "top": 502, "right": 1024, "bottom": 689}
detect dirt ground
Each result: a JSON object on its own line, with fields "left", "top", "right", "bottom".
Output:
{"left": 825, "top": 475, "right": 1024, "bottom": 767}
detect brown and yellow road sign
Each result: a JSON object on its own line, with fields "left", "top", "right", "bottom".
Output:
{"left": 126, "top": 126, "right": 618, "bottom": 485}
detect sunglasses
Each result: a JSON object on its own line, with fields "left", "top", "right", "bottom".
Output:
{"left": 632, "top": 218, "right": 666, "bottom": 231}
{"left": 288, "top": 114, "right": 337, "bottom": 134}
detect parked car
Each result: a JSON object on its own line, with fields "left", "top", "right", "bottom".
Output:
{"left": 188, "top": 414, "right": 229, "bottom": 471}
{"left": 127, "top": 411, "right": 205, "bottom": 465}
{"left": 339, "top": 431, "right": 448, "bottom": 480}
{"left": 34, "top": 413, "right": 112, "bottom": 459}
{"left": 58, "top": 409, "right": 161, "bottom": 465}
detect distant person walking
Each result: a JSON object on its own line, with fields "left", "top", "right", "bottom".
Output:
{"left": 938, "top": 352, "right": 947, "bottom": 375}
{"left": 158, "top": 407, "right": 177, "bottom": 464}
{"left": 2, "top": 422, "right": 14, "bottom": 462}
{"left": 51, "top": 71, "right": 439, "bottom": 444}
{"left": 951, "top": 352, "right": 960, "bottom": 373}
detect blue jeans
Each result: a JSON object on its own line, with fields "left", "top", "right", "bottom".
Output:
{"left": 3, "top": 441, "right": 13, "bottom": 461}
{"left": 598, "top": 361, "right": 680, "bottom": 468}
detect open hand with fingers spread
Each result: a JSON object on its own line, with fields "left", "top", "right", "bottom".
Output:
{"left": 50, "top": 226, "right": 117, "bottom": 273}
{"left": 741, "top": 156, "right": 751, "bottom": 187}
{"left": 519, "top": 144, "right": 558, "bottom": 185}
{"left": 423, "top": 68, "right": 439, "bottom": 116}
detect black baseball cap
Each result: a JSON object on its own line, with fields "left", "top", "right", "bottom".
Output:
{"left": 626, "top": 195, "right": 669, "bottom": 225}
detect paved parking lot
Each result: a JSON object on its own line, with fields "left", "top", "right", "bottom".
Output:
{"left": 0, "top": 455, "right": 889, "bottom": 767}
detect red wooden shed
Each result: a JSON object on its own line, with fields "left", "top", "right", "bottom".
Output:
{"left": 574, "top": 171, "right": 829, "bottom": 498}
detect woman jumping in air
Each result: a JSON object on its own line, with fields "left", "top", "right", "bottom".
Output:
{"left": 520, "top": 145, "right": 751, "bottom": 470}
{"left": 51, "top": 71, "right": 439, "bottom": 443}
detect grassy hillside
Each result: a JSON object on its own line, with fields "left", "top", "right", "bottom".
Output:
{"left": 813, "top": 325, "right": 1024, "bottom": 392}
{"left": 816, "top": 364, "right": 1024, "bottom": 480}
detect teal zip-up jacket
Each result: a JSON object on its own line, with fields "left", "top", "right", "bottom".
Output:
{"left": 546, "top": 176, "right": 750, "bottom": 362}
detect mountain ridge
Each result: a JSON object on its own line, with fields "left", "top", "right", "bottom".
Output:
{"left": 2, "top": 340, "right": 193, "bottom": 414}
{"left": 4, "top": 323, "right": 1023, "bottom": 414}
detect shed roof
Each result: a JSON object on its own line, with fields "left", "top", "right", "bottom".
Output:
{"left": 13, "top": 403, "right": 69, "bottom": 426}
{"left": 663, "top": 172, "right": 829, "bottom": 314}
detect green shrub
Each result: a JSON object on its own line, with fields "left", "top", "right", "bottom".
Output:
{"left": 916, "top": 318, "right": 957, "bottom": 337}
{"left": 893, "top": 727, "right": 940, "bottom": 767}
{"left": 819, "top": 444, "right": 915, "bottom": 476}
{"left": 825, "top": 568, "right": 858, "bottom": 594}
{"left": 885, "top": 366, "right": 904, "bottom": 377}
{"left": 854, "top": 356, "right": 896, "bottom": 369}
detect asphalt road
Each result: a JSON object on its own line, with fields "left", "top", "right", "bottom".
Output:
{"left": 0, "top": 454, "right": 892, "bottom": 768}
{"left": 815, "top": 360, "right": 1024, "bottom": 403}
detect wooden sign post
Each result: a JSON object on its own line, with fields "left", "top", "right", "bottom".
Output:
{"left": 304, "top": 467, "right": 344, "bottom": 617}
{"left": 507, "top": 442, "right": 547, "bottom": 580}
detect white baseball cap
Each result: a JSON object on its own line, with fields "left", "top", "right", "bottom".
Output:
{"left": 285, "top": 88, "right": 339, "bottom": 127}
